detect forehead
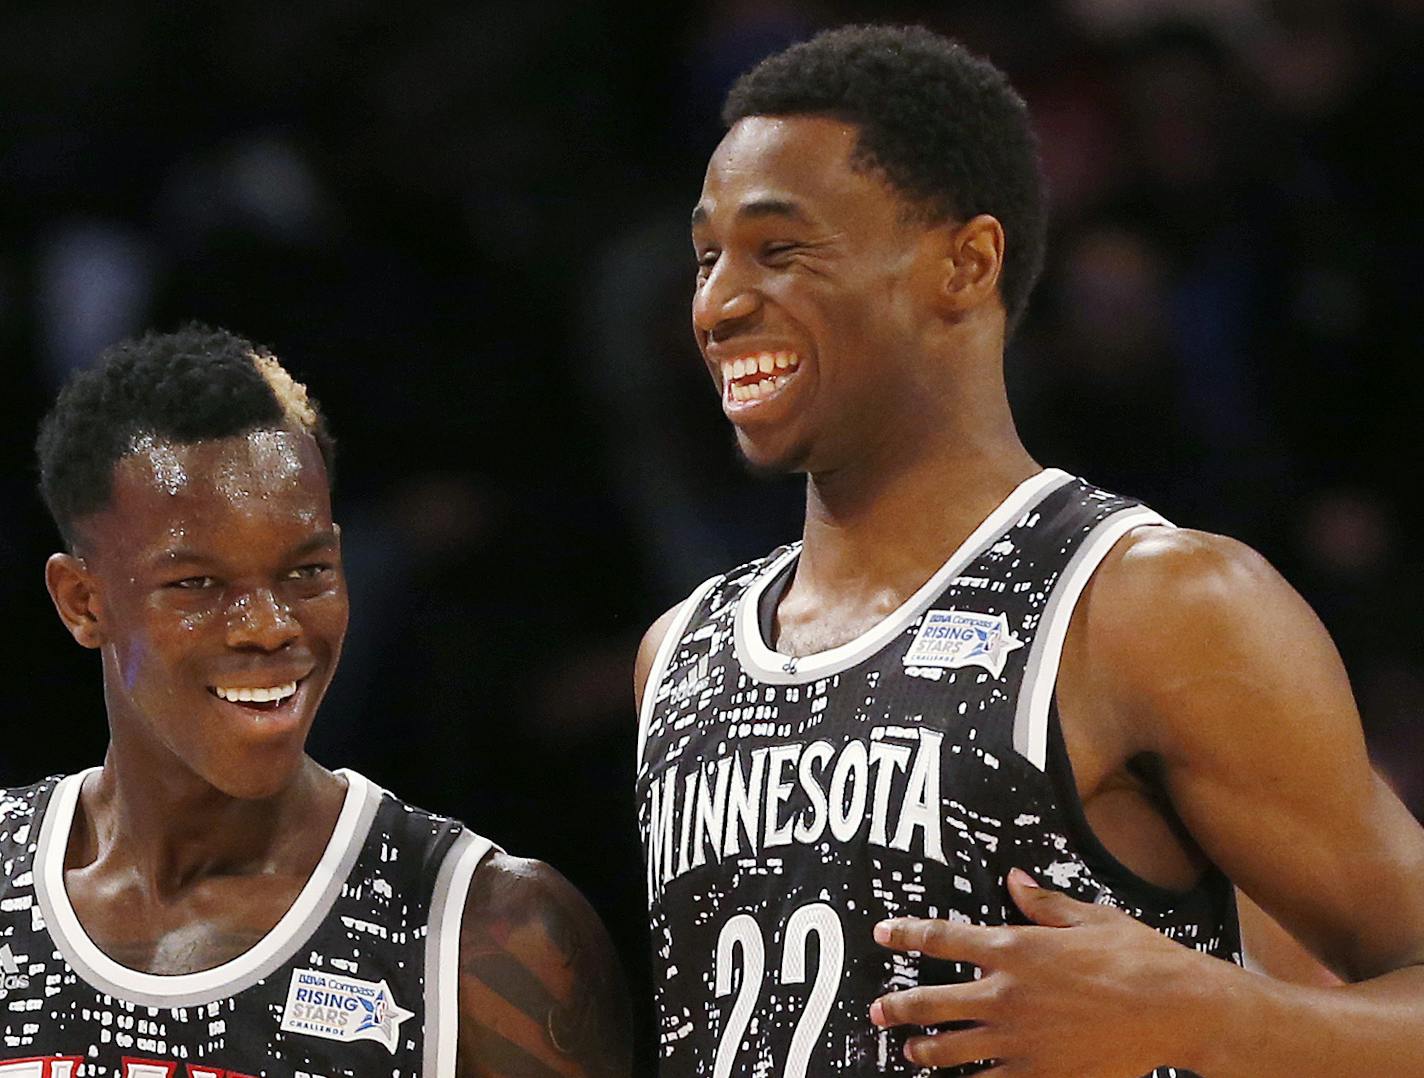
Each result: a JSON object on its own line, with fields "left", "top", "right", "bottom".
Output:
{"left": 92, "top": 428, "right": 331, "bottom": 552}
{"left": 696, "top": 115, "right": 902, "bottom": 228}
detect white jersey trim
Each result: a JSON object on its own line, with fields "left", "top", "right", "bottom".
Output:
{"left": 32, "top": 766, "right": 381, "bottom": 1008}
{"left": 734, "top": 468, "right": 1076, "bottom": 684}
{"left": 1011, "top": 506, "right": 1172, "bottom": 770}
{"left": 637, "top": 573, "right": 722, "bottom": 767}
{"left": 423, "top": 827, "right": 496, "bottom": 1078}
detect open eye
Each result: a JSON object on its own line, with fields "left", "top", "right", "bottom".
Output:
{"left": 168, "top": 576, "right": 217, "bottom": 590}
{"left": 285, "top": 564, "right": 333, "bottom": 581}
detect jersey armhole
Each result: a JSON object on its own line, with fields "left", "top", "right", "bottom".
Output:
{"left": 1011, "top": 506, "right": 1240, "bottom": 927}
{"left": 636, "top": 574, "right": 722, "bottom": 766}
{"left": 1010, "top": 506, "right": 1171, "bottom": 771}
{"left": 422, "top": 827, "right": 498, "bottom": 1078}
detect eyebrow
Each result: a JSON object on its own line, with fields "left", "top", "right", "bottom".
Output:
{"left": 287, "top": 529, "right": 340, "bottom": 559}
{"left": 150, "top": 529, "right": 339, "bottom": 568}
{"left": 691, "top": 197, "right": 814, "bottom": 229}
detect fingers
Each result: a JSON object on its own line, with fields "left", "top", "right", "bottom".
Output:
{"left": 875, "top": 870, "right": 1113, "bottom": 960}
{"left": 902, "top": 1025, "right": 1003, "bottom": 1071}
{"left": 871, "top": 982, "right": 993, "bottom": 1028}
{"left": 874, "top": 916, "right": 1008, "bottom": 963}
{"left": 1007, "top": 868, "right": 1116, "bottom": 929}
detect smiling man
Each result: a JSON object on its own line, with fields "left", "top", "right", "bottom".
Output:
{"left": 6, "top": 325, "right": 630, "bottom": 1077}
{"left": 634, "top": 24, "right": 1424, "bottom": 1078}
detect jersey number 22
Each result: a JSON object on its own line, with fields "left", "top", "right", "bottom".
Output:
{"left": 714, "top": 902, "right": 845, "bottom": 1078}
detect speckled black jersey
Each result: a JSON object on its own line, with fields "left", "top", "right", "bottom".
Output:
{"left": 0, "top": 769, "right": 494, "bottom": 1078}
{"left": 636, "top": 469, "right": 1241, "bottom": 1077}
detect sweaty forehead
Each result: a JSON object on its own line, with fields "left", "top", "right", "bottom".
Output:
{"left": 100, "top": 427, "right": 330, "bottom": 541}
{"left": 698, "top": 115, "right": 883, "bottom": 223}
{"left": 119, "top": 428, "right": 319, "bottom": 500}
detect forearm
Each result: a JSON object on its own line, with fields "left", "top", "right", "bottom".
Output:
{"left": 1187, "top": 960, "right": 1424, "bottom": 1076}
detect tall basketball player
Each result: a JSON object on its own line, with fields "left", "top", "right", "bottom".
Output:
{"left": 635, "top": 25, "right": 1424, "bottom": 1077}
{"left": 11, "top": 326, "right": 631, "bottom": 1077}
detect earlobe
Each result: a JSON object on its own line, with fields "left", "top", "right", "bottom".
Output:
{"left": 45, "top": 553, "right": 104, "bottom": 649}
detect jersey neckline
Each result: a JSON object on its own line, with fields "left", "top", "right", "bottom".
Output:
{"left": 733, "top": 468, "right": 1074, "bottom": 683}
{"left": 33, "top": 765, "right": 382, "bottom": 1009}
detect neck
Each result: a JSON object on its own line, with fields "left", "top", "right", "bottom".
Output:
{"left": 72, "top": 745, "right": 341, "bottom": 897}
{"left": 797, "top": 366, "right": 1037, "bottom": 608}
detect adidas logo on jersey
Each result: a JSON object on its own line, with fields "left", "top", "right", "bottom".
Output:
{"left": 0, "top": 944, "right": 30, "bottom": 995}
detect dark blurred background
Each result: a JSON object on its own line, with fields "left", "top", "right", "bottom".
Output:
{"left": 2, "top": 0, "right": 1420, "bottom": 1067}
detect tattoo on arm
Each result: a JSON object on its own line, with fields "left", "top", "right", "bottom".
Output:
{"left": 457, "top": 854, "right": 632, "bottom": 1078}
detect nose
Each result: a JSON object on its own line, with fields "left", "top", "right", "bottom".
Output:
{"left": 692, "top": 256, "right": 761, "bottom": 339}
{"left": 224, "top": 587, "right": 300, "bottom": 652}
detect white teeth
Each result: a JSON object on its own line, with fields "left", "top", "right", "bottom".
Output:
{"left": 214, "top": 681, "right": 298, "bottom": 704}
{"left": 722, "top": 352, "right": 803, "bottom": 404}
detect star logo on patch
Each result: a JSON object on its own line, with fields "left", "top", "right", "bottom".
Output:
{"left": 355, "top": 984, "right": 414, "bottom": 1047}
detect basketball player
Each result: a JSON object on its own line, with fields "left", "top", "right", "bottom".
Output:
{"left": 9, "top": 326, "right": 630, "bottom": 1077}
{"left": 634, "top": 25, "right": 1424, "bottom": 1077}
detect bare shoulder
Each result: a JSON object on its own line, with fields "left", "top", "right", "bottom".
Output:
{"left": 1089, "top": 525, "right": 1289, "bottom": 620}
{"left": 633, "top": 601, "right": 684, "bottom": 713}
{"left": 456, "top": 851, "right": 631, "bottom": 1078}
{"left": 1076, "top": 527, "right": 1424, "bottom": 978}
{"left": 1084, "top": 523, "right": 1335, "bottom": 669}
{"left": 1076, "top": 524, "right": 1353, "bottom": 753}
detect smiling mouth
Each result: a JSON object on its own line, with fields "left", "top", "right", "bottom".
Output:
{"left": 208, "top": 680, "right": 301, "bottom": 712}
{"left": 721, "top": 351, "right": 802, "bottom": 403}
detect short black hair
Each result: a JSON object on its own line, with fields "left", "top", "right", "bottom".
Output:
{"left": 723, "top": 24, "right": 1047, "bottom": 332}
{"left": 36, "top": 323, "right": 335, "bottom": 548}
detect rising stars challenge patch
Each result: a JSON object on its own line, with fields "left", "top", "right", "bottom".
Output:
{"left": 902, "top": 608, "right": 1023, "bottom": 678}
{"left": 279, "top": 968, "right": 413, "bottom": 1053}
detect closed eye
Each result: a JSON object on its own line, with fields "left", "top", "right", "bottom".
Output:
{"left": 760, "top": 242, "right": 806, "bottom": 266}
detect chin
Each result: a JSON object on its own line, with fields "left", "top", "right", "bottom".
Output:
{"left": 733, "top": 431, "right": 811, "bottom": 478}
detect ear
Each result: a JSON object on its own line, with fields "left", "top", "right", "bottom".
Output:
{"left": 45, "top": 553, "right": 105, "bottom": 649}
{"left": 932, "top": 214, "right": 1005, "bottom": 318}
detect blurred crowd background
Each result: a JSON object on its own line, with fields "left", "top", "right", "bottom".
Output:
{"left": 2, "top": 0, "right": 1419, "bottom": 1064}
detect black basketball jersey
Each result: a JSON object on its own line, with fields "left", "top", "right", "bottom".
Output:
{"left": 636, "top": 469, "right": 1241, "bottom": 1077}
{"left": 0, "top": 768, "right": 494, "bottom": 1078}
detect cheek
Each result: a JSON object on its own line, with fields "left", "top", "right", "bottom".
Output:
{"left": 114, "top": 608, "right": 213, "bottom": 695}
{"left": 302, "top": 591, "right": 350, "bottom": 646}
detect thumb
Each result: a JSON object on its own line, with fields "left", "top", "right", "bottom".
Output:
{"left": 1007, "top": 867, "right": 1098, "bottom": 928}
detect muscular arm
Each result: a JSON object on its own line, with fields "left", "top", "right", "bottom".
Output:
{"left": 456, "top": 852, "right": 632, "bottom": 1078}
{"left": 872, "top": 527, "right": 1424, "bottom": 1076}
{"left": 1095, "top": 528, "right": 1424, "bottom": 1073}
